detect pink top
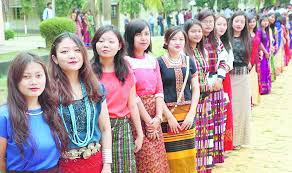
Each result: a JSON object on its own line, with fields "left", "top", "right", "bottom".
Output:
{"left": 126, "top": 54, "right": 164, "bottom": 98}
{"left": 100, "top": 69, "right": 135, "bottom": 118}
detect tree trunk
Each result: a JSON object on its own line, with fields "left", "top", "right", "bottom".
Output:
{"left": 103, "top": 0, "right": 111, "bottom": 25}
{"left": 0, "top": 0, "right": 4, "bottom": 44}
{"left": 24, "top": 15, "right": 27, "bottom": 35}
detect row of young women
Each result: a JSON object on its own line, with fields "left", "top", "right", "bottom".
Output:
{"left": 0, "top": 9, "right": 287, "bottom": 173}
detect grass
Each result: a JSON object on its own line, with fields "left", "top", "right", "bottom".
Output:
{"left": 151, "top": 36, "right": 165, "bottom": 57}
{"left": 0, "top": 77, "right": 7, "bottom": 104}
{"left": 0, "top": 48, "right": 49, "bottom": 62}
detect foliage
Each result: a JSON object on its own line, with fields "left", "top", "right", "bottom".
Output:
{"left": 217, "top": 0, "right": 238, "bottom": 9}
{"left": 144, "top": 0, "right": 163, "bottom": 11}
{"left": 20, "top": 0, "right": 33, "bottom": 16}
{"left": 119, "top": 0, "right": 144, "bottom": 19}
{"left": 34, "top": 0, "right": 46, "bottom": 20}
{"left": 39, "top": 17, "right": 76, "bottom": 47}
{"left": 4, "top": 29, "right": 15, "bottom": 40}
{"left": 264, "top": 0, "right": 276, "bottom": 7}
{"left": 195, "top": 0, "right": 216, "bottom": 8}
{"left": 162, "top": 0, "right": 181, "bottom": 13}
{"left": 55, "top": 0, "right": 86, "bottom": 17}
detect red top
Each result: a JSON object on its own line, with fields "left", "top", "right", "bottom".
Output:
{"left": 100, "top": 69, "right": 135, "bottom": 118}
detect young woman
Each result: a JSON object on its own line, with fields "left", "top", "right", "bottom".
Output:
{"left": 82, "top": 13, "right": 91, "bottom": 47}
{"left": 248, "top": 14, "right": 261, "bottom": 106}
{"left": 184, "top": 19, "right": 213, "bottom": 173}
{"left": 124, "top": 19, "right": 169, "bottom": 172}
{"left": 258, "top": 15, "right": 272, "bottom": 95}
{"left": 158, "top": 26, "right": 200, "bottom": 173}
{"left": 91, "top": 25, "right": 144, "bottom": 173}
{"left": 267, "top": 12, "right": 278, "bottom": 78}
{"left": 49, "top": 32, "right": 112, "bottom": 173}
{"left": 215, "top": 14, "right": 235, "bottom": 151}
{"left": 228, "top": 11, "right": 252, "bottom": 149}
{"left": 0, "top": 52, "right": 67, "bottom": 172}
{"left": 197, "top": 10, "right": 228, "bottom": 164}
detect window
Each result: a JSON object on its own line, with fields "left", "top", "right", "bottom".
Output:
{"left": 111, "top": 5, "right": 117, "bottom": 18}
{"left": 12, "top": 7, "right": 22, "bottom": 20}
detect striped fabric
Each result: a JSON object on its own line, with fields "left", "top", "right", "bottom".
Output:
{"left": 161, "top": 105, "right": 196, "bottom": 173}
{"left": 193, "top": 48, "right": 213, "bottom": 172}
{"left": 111, "top": 117, "right": 136, "bottom": 173}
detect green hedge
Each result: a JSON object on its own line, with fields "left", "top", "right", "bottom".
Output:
{"left": 4, "top": 29, "right": 15, "bottom": 40}
{"left": 40, "top": 17, "right": 76, "bottom": 47}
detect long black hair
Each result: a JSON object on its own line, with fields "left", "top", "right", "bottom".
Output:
{"left": 124, "top": 19, "right": 152, "bottom": 57}
{"left": 228, "top": 11, "right": 251, "bottom": 64}
{"left": 197, "top": 9, "right": 217, "bottom": 48}
{"left": 91, "top": 25, "right": 129, "bottom": 84}
{"left": 215, "top": 14, "right": 231, "bottom": 52}
{"left": 183, "top": 19, "right": 205, "bottom": 57}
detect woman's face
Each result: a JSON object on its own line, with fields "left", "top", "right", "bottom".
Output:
{"left": 166, "top": 31, "right": 185, "bottom": 54}
{"left": 18, "top": 62, "right": 46, "bottom": 99}
{"left": 53, "top": 38, "right": 84, "bottom": 73}
{"left": 95, "top": 31, "right": 121, "bottom": 60}
{"left": 232, "top": 15, "right": 246, "bottom": 33}
{"left": 134, "top": 27, "right": 151, "bottom": 53}
{"left": 187, "top": 24, "right": 203, "bottom": 44}
{"left": 201, "top": 16, "right": 215, "bottom": 36}
{"left": 215, "top": 16, "right": 228, "bottom": 37}
{"left": 248, "top": 18, "right": 257, "bottom": 30}
{"left": 268, "top": 14, "right": 275, "bottom": 24}
{"left": 261, "top": 18, "right": 269, "bottom": 28}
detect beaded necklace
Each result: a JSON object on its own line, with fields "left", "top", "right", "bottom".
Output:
{"left": 59, "top": 82, "right": 96, "bottom": 147}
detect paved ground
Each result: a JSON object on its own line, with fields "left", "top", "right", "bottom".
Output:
{"left": 214, "top": 65, "right": 292, "bottom": 173}
{"left": 0, "top": 36, "right": 45, "bottom": 54}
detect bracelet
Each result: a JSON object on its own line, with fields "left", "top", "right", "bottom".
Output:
{"left": 155, "top": 115, "right": 162, "bottom": 123}
{"left": 102, "top": 148, "right": 112, "bottom": 164}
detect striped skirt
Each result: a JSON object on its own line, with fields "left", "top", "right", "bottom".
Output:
{"left": 161, "top": 105, "right": 196, "bottom": 173}
{"left": 210, "top": 89, "right": 226, "bottom": 164}
{"left": 132, "top": 95, "right": 169, "bottom": 173}
{"left": 195, "top": 96, "right": 213, "bottom": 173}
{"left": 111, "top": 117, "right": 136, "bottom": 173}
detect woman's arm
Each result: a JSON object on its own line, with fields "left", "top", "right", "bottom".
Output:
{"left": 98, "top": 100, "right": 112, "bottom": 173}
{"left": 128, "top": 86, "right": 143, "bottom": 153}
{"left": 0, "top": 137, "right": 7, "bottom": 173}
{"left": 181, "top": 74, "right": 200, "bottom": 130}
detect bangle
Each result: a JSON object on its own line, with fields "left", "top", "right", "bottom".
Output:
{"left": 102, "top": 148, "right": 112, "bottom": 164}
{"left": 155, "top": 115, "right": 162, "bottom": 122}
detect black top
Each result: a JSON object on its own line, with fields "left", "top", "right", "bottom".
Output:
{"left": 157, "top": 56, "right": 197, "bottom": 106}
{"left": 232, "top": 37, "right": 248, "bottom": 67}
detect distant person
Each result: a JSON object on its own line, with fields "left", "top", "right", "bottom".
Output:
{"left": 157, "top": 13, "right": 164, "bottom": 36}
{"left": 148, "top": 12, "right": 155, "bottom": 36}
{"left": 42, "top": 2, "right": 54, "bottom": 20}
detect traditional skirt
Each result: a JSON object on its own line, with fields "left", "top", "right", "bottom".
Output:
{"left": 133, "top": 95, "right": 169, "bottom": 173}
{"left": 195, "top": 95, "right": 213, "bottom": 173}
{"left": 270, "top": 55, "right": 277, "bottom": 82}
{"left": 161, "top": 105, "right": 196, "bottom": 173}
{"left": 111, "top": 117, "right": 136, "bottom": 173}
{"left": 259, "top": 56, "right": 272, "bottom": 95}
{"left": 210, "top": 89, "right": 226, "bottom": 164}
{"left": 222, "top": 73, "right": 234, "bottom": 151}
{"left": 274, "top": 44, "right": 284, "bottom": 76}
{"left": 8, "top": 165, "right": 59, "bottom": 173}
{"left": 250, "top": 67, "right": 261, "bottom": 106}
{"left": 59, "top": 151, "right": 103, "bottom": 173}
{"left": 230, "top": 67, "right": 251, "bottom": 147}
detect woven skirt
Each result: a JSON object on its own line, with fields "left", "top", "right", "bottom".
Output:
{"left": 111, "top": 117, "right": 136, "bottom": 173}
{"left": 59, "top": 152, "right": 103, "bottom": 173}
{"left": 210, "top": 89, "right": 226, "bottom": 164}
{"left": 250, "top": 67, "right": 261, "bottom": 106}
{"left": 132, "top": 95, "right": 169, "bottom": 173}
{"left": 195, "top": 96, "right": 213, "bottom": 173}
{"left": 161, "top": 105, "right": 196, "bottom": 173}
{"left": 230, "top": 73, "right": 251, "bottom": 147}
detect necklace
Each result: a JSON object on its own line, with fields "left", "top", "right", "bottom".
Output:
{"left": 59, "top": 81, "right": 97, "bottom": 147}
{"left": 166, "top": 55, "right": 182, "bottom": 65}
{"left": 27, "top": 111, "right": 43, "bottom": 116}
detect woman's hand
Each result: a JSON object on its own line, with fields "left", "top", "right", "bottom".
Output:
{"left": 212, "top": 78, "right": 223, "bottom": 91}
{"left": 167, "top": 114, "right": 181, "bottom": 134}
{"left": 180, "top": 112, "right": 195, "bottom": 131}
{"left": 134, "top": 135, "right": 143, "bottom": 153}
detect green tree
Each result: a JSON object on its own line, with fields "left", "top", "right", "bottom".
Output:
{"left": 195, "top": 0, "right": 216, "bottom": 8}
{"left": 20, "top": 0, "right": 33, "bottom": 34}
{"left": 119, "top": 0, "right": 144, "bottom": 19}
{"left": 217, "top": 0, "right": 238, "bottom": 9}
{"left": 144, "top": 0, "right": 163, "bottom": 11}
{"left": 162, "top": 0, "right": 180, "bottom": 13}
{"left": 264, "top": 0, "right": 276, "bottom": 7}
{"left": 34, "top": 0, "right": 46, "bottom": 20}
{"left": 55, "top": 0, "right": 86, "bottom": 17}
